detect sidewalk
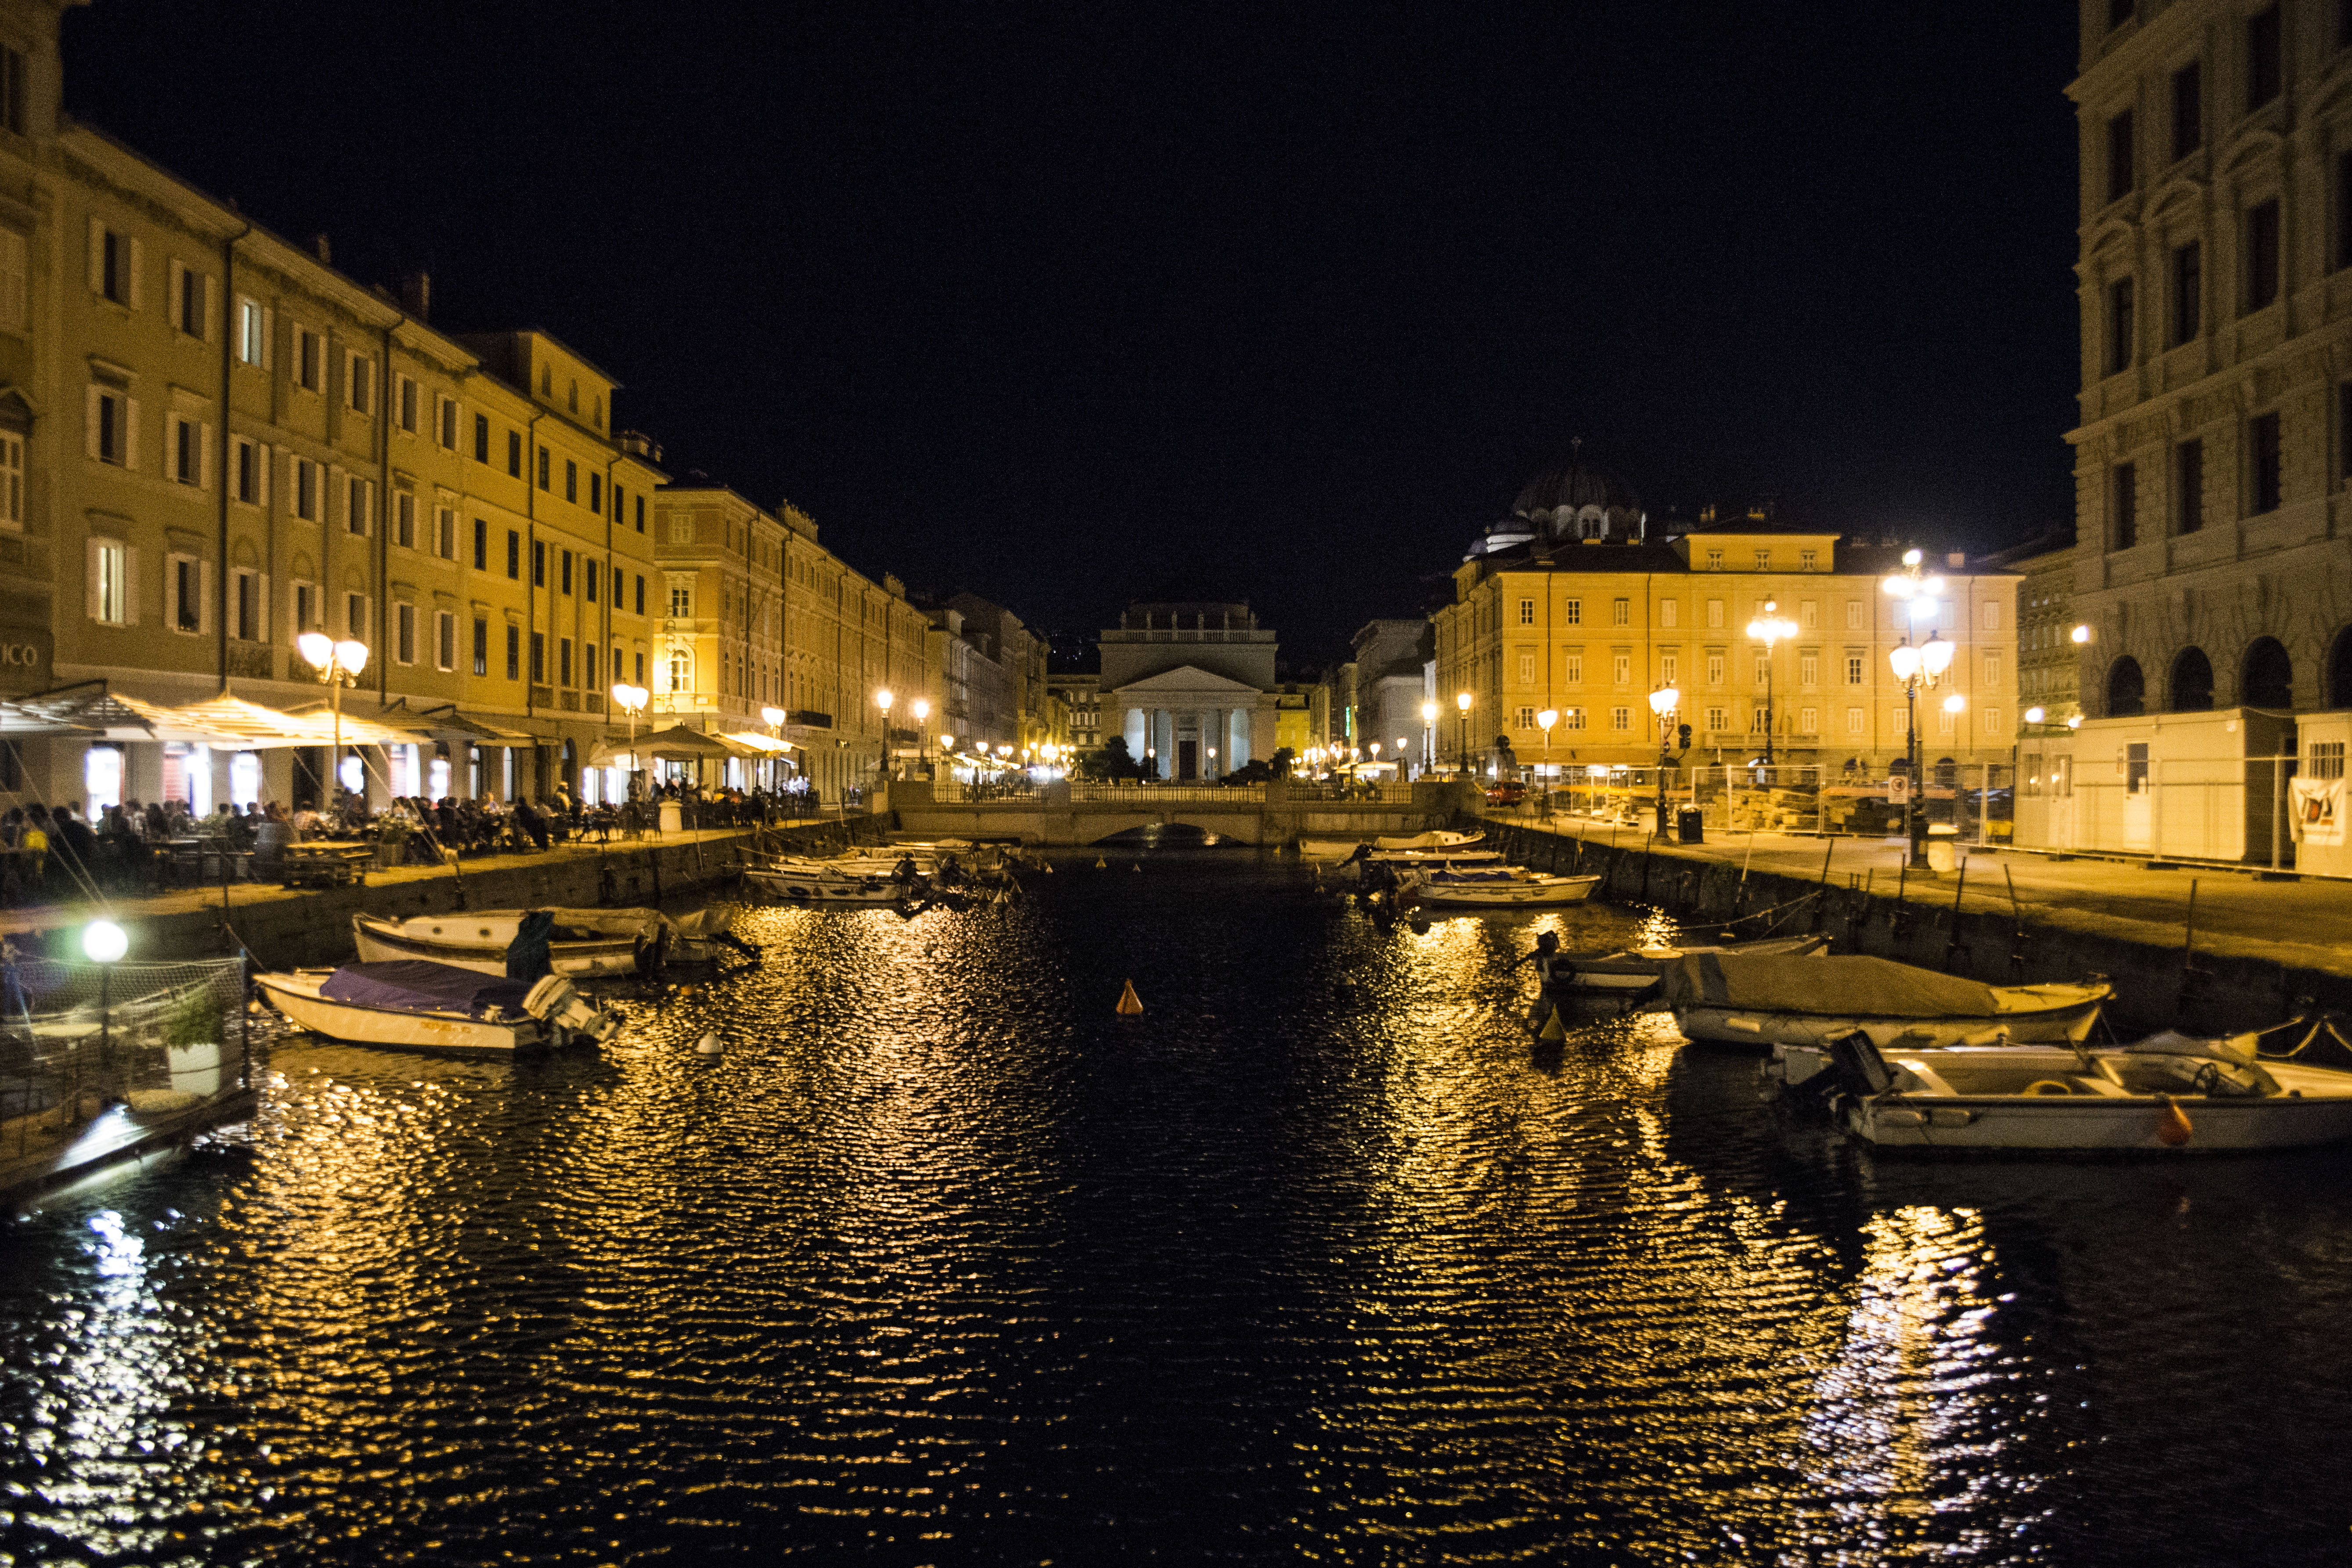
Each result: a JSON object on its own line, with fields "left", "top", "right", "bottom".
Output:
{"left": 0, "top": 822, "right": 809, "bottom": 944}
{"left": 1487, "top": 810, "right": 2352, "bottom": 982}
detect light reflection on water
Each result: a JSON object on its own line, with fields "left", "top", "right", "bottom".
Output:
{"left": 3, "top": 850, "right": 2351, "bottom": 1563}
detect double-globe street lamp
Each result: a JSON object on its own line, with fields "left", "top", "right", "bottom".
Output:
{"left": 1743, "top": 600, "right": 1798, "bottom": 767}
{"left": 1882, "top": 548, "right": 1959, "bottom": 870}
{"left": 1649, "top": 684, "right": 1683, "bottom": 838}
{"left": 1419, "top": 701, "right": 1438, "bottom": 777}
{"left": 296, "top": 631, "right": 369, "bottom": 813}
{"left": 1455, "top": 690, "right": 1473, "bottom": 778}
{"left": 611, "top": 682, "right": 650, "bottom": 797}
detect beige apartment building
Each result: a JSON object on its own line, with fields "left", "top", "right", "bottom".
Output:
{"left": 1432, "top": 463, "right": 2019, "bottom": 777}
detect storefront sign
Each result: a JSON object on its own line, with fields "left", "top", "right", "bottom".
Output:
{"left": 0, "top": 628, "right": 51, "bottom": 691}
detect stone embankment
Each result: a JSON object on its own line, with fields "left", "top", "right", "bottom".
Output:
{"left": 12, "top": 817, "right": 890, "bottom": 969}
{"left": 1482, "top": 818, "right": 2347, "bottom": 1034}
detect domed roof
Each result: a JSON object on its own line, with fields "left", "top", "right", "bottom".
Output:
{"left": 1511, "top": 451, "right": 1642, "bottom": 520}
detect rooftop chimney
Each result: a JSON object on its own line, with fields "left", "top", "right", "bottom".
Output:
{"left": 311, "top": 233, "right": 331, "bottom": 265}
{"left": 399, "top": 271, "right": 430, "bottom": 322}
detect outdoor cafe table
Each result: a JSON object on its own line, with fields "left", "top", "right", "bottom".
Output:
{"left": 278, "top": 841, "right": 373, "bottom": 889}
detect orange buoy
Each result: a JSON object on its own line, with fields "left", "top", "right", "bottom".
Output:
{"left": 2156, "top": 1094, "right": 2194, "bottom": 1147}
{"left": 1116, "top": 979, "right": 1143, "bottom": 1016}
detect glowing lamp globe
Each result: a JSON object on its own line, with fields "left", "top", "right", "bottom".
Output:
{"left": 334, "top": 638, "right": 369, "bottom": 676}
{"left": 1888, "top": 644, "right": 1922, "bottom": 681}
{"left": 2024, "top": 707, "right": 2046, "bottom": 724}
{"left": 296, "top": 631, "right": 332, "bottom": 670}
{"left": 1456, "top": 691, "right": 1473, "bottom": 713}
{"left": 1921, "top": 636, "right": 1956, "bottom": 677}
{"left": 83, "top": 920, "right": 127, "bottom": 964}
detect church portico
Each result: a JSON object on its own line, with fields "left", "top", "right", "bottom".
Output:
{"left": 1113, "top": 668, "right": 1271, "bottom": 779}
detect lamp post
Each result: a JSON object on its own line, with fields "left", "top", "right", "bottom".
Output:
{"left": 875, "top": 688, "right": 895, "bottom": 782}
{"left": 911, "top": 698, "right": 931, "bottom": 776}
{"left": 84, "top": 918, "right": 126, "bottom": 1095}
{"left": 1649, "top": 685, "right": 1682, "bottom": 838}
{"left": 1535, "top": 709, "right": 1557, "bottom": 809}
{"left": 1883, "top": 548, "right": 1956, "bottom": 870}
{"left": 1743, "top": 600, "right": 1798, "bottom": 767}
{"left": 758, "top": 703, "right": 786, "bottom": 793}
{"left": 1455, "top": 691, "right": 1473, "bottom": 778}
{"left": 609, "top": 682, "right": 650, "bottom": 796}
{"left": 1420, "top": 700, "right": 1438, "bottom": 777}
{"left": 297, "top": 631, "right": 369, "bottom": 815}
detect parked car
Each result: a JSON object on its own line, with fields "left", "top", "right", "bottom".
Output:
{"left": 1484, "top": 780, "right": 1527, "bottom": 807}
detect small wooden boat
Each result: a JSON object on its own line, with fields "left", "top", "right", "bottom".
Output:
{"left": 255, "top": 960, "right": 622, "bottom": 1059}
{"left": 1774, "top": 1026, "right": 2352, "bottom": 1152}
{"left": 1410, "top": 869, "right": 1601, "bottom": 907}
{"left": 1374, "top": 830, "right": 1483, "bottom": 851}
{"left": 353, "top": 908, "right": 687, "bottom": 977}
{"left": 741, "top": 865, "right": 912, "bottom": 905}
{"left": 1557, "top": 933, "right": 1828, "bottom": 996}
{"left": 1665, "top": 952, "right": 2110, "bottom": 1049}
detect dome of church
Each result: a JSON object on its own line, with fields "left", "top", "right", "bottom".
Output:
{"left": 1465, "top": 446, "right": 1647, "bottom": 559}
{"left": 1511, "top": 457, "right": 1642, "bottom": 521}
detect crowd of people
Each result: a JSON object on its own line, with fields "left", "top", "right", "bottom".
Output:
{"left": 0, "top": 774, "right": 837, "bottom": 903}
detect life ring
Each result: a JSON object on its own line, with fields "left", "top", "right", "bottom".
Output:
{"left": 2022, "top": 1079, "right": 2074, "bottom": 1096}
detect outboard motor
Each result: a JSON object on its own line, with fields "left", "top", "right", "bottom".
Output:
{"left": 522, "top": 974, "right": 623, "bottom": 1047}
{"left": 1826, "top": 1029, "right": 1897, "bottom": 1099}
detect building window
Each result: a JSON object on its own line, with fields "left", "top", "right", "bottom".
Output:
{"left": 1799, "top": 550, "right": 1817, "bottom": 571}
{"left": 558, "top": 638, "right": 572, "bottom": 687}
{"left": 2251, "top": 410, "right": 2283, "bottom": 513}
{"left": 507, "top": 429, "right": 522, "bottom": 477}
{"left": 2246, "top": 199, "right": 2281, "bottom": 312}
{"left": 89, "top": 387, "right": 130, "bottom": 466}
{"left": 169, "top": 414, "right": 203, "bottom": 486}
{"left": 397, "top": 375, "right": 418, "bottom": 434}
{"left": 2171, "top": 241, "right": 2200, "bottom": 343}
{"left": 293, "top": 458, "right": 318, "bottom": 521}
{"left": 635, "top": 575, "right": 646, "bottom": 615}
{"left": 294, "top": 329, "right": 322, "bottom": 392}
{"left": 531, "top": 540, "right": 545, "bottom": 587}
{"left": 471, "top": 618, "right": 488, "bottom": 677}
{"left": 233, "top": 437, "right": 262, "bottom": 505}
{"left": 1753, "top": 652, "right": 1771, "bottom": 685}
{"left": 2176, "top": 438, "right": 2204, "bottom": 533}
{"left": 436, "top": 505, "right": 456, "bottom": 560}
{"left": 529, "top": 631, "right": 544, "bottom": 683}
{"left": 1560, "top": 708, "right": 1584, "bottom": 730}
{"left": 1984, "top": 652, "right": 2002, "bottom": 686}
{"left": 670, "top": 585, "right": 691, "bottom": 618}
{"left": 634, "top": 651, "right": 644, "bottom": 685}
{"left": 2248, "top": 4, "right": 2282, "bottom": 111}
{"left": 93, "top": 224, "right": 132, "bottom": 306}
{"left": 669, "top": 650, "right": 691, "bottom": 692}
{"left": 1517, "top": 597, "right": 1534, "bottom": 625}
{"left": 473, "top": 413, "right": 490, "bottom": 462}
{"left": 293, "top": 581, "right": 315, "bottom": 632}
{"left": 2107, "top": 275, "right": 2134, "bottom": 373}
{"left": 2309, "top": 740, "right": 2347, "bottom": 779}
{"left": 168, "top": 555, "right": 201, "bottom": 633}
{"left": 91, "top": 540, "right": 128, "bottom": 624}
{"left": 237, "top": 298, "right": 266, "bottom": 366}
{"left": 1846, "top": 600, "right": 1864, "bottom": 630}
{"left": 175, "top": 263, "right": 206, "bottom": 339}
{"left": 473, "top": 517, "right": 488, "bottom": 570}
{"left": 1563, "top": 654, "right": 1583, "bottom": 683}
{"left": 2172, "top": 59, "right": 2202, "bottom": 160}
{"left": 346, "top": 352, "right": 372, "bottom": 414}
{"left": 1659, "top": 600, "right": 1677, "bottom": 628}
{"left": 1753, "top": 549, "right": 1770, "bottom": 570}
{"left": 2107, "top": 109, "right": 2134, "bottom": 202}
{"left": 1516, "top": 650, "right": 1535, "bottom": 684}
{"left": 1799, "top": 653, "right": 1819, "bottom": 685}
{"left": 560, "top": 549, "right": 573, "bottom": 596}
{"left": 393, "top": 602, "right": 415, "bottom": 665}
{"left": 506, "top": 529, "right": 520, "bottom": 579}
{"left": 1799, "top": 706, "right": 1818, "bottom": 734}
{"left": 1705, "top": 706, "right": 1727, "bottom": 733}
{"left": 2114, "top": 461, "right": 2139, "bottom": 549}
{"left": 536, "top": 445, "right": 550, "bottom": 490}
{"left": 435, "top": 610, "right": 455, "bottom": 672}
{"left": 1846, "top": 654, "right": 1865, "bottom": 684}
{"left": 1706, "top": 654, "right": 1725, "bottom": 686}
{"left": 1515, "top": 705, "right": 1535, "bottom": 730}
{"left": 393, "top": 489, "right": 415, "bottom": 549}
{"left": 346, "top": 475, "right": 372, "bottom": 536}
{"left": 233, "top": 569, "right": 259, "bottom": 642}
{"left": 1561, "top": 599, "right": 1581, "bottom": 625}
{"left": 1611, "top": 597, "right": 1629, "bottom": 626}
{"left": 1610, "top": 706, "right": 1630, "bottom": 731}
{"left": 1847, "top": 706, "right": 1865, "bottom": 734}
{"left": 1982, "top": 600, "right": 2001, "bottom": 632}
{"left": 1613, "top": 651, "right": 1631, "bottom": 684}
{"left": 505, "top": 623, "right": 519, "bottom": 681}
{"left": 439, "top": 395, "right": 459, "bottom": 450}
{"left": 585, "top": 560, "right": 598, "bottom": 604}
{"left": 564, "top": 459, "right": 578, "bottom": 502}
{"left": 1659, "top": 652, "right": 1677, "bottom": 685}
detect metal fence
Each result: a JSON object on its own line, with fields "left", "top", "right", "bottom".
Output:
{"left": 1070, "top": 782, "right": 1267, "bottom": 804}
{"left": 2027, "top": 755, "right": 2297, "bottom": 867}
{"left": 1504, "top": 762, "right": 2016, "bottom": 843}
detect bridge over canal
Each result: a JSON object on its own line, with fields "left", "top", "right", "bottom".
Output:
{"left": 883, "top": 777, "right": 1479, "bottom": 846}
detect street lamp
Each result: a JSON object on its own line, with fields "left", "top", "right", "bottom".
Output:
{"left": 1420, "top": 700, "right": 1438, "bottom": 775}
{"left": 1207, "top": 746, "right": 1218, "bottom": 779}
{"left": 1887, "top": 632, "right": 1956, "bottom": 869}
{"left": 609, "top": 682, "right": 651, "bottom": 796}
{"left": 298, "top": 631, "right": 369, "bottom": 815}
{"left": 911, "top": 697, "right": 931, "bottom": 774}
{"left": 1649, "top": 685, "right": 1682, "bottom": 838}
{"left": 875, "top": 689, "right": 895, "bottom": 781}
{"left": 83, "top": 918, "right": 126, "bottom": 1090}
{"left": 1535, "top": 708, "right": 1558, "bottom": 804}
{"left": 1455, "top": 690, "right": 1473, "bottom": 778}
{"left": 1744, "top": 599, "right": 1799, "bottom": 768}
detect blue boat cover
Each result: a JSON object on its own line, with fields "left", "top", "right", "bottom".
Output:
{"left": 320, "top": 961, "right": 536, "bottom": 1019}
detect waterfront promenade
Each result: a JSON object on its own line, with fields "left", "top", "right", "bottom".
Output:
{"left": 1485, "top": 809, "right": 2352, "bottom": 982}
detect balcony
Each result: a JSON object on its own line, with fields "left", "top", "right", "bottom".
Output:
{"left": 787, "top": 709, "right": 833, "bottom": 729}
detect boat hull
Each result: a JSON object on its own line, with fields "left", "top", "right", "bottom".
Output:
{"left": 1559, "top": 935, "right": 1829, "bottom": 994}
{"left": 741, "top": 867, "right": 909, "bottom": 904}
{"left": 1416, "top": 874, "right": 1600, "bottom": 907}
{"left": 351, "top": 914, "right": 643, "bottom": 977}
{"left": 255, "top": 972, "right": 556, "bottom": 1058}
{"left": 1678, "top": 996, "right": 2106, "bottom": 1049}
{"left": 1843, "top": 1064, "right": 2352, "bottom": 1151}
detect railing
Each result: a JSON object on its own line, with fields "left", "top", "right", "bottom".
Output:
{"left": 931, "top": 779, "right": 1041, "bottom": 803}
{"left": 226, "top": 643, "right": 274, "bottom": 680}
{"left": 1498, "top": 762, "right": 2017, "bottom": 844}
{"left": 1069, "top": 782, "right": 1264, "bottom": 803}
{"left": 788, "top": 709, "right": 834, "bottom": 729}
{"left": 1286, "top": 781, "right": 1415, "bottom": 803}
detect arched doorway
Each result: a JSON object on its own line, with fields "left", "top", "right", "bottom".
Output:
{"left": 2242, "top": 637, "right": 2294, "bottom": 709}
{"left": 2107, "top": 656, "right": 2146, "bottom": 717}
{"left": 2168, "top": 647, "right": 2214, "bottom": 712}
{"left": 2331, "top": 626, "right": 2352, "bottom": 708}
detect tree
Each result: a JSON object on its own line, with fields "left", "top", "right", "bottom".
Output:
{"left": 1268, "top": 747, "right": 1295, "bottom": 779}
{"left": 1081, "top": 735, "right": 1145, "bottom": 781}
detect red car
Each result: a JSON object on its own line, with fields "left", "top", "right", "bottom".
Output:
{"left": 1484, "top": 780, "right": 1527, "bottom": 806}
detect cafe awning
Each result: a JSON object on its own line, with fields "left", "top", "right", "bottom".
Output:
{"left": 374, "top": 702, "right": 536, "bottom": 744}
{"left": 0, "top": 683, "right": 222, "bottom": 741}
{"left": 716, "top": 732, "right": 794, "bottom": 756}
{"left": 588, "top": 724, "right": 741, "bottom": 765}
{"left": 175, "top": 695, "right": 429, "bottom": 749}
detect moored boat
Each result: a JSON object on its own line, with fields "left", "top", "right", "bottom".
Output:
{"left": 741, "top": 865, "right": 912, "bottom": 905}
{"left": 1409, "top": 869, "right": 1601, "bottom": 907}
{"left": 1664, "top": 952, "right": 2110, "bottom": 1048}
{"left": 353, "top": 908, "right": 680, "bottom": 977}
{"left": 1558, "top": 933, "right": 1829, "bottom": 995}
{"left": 256, "top": 960, "right": 622, "bottom": 1059}
{"left": 1774, "top": 1026, "right": 2352, "bottom": 1152}
{"left": 1373, "top": 830, "right": 1483, "bottom": 851}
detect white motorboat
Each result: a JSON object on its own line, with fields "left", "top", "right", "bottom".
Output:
{"left": 1773, "top": 1026, "right": 2352, "bottom": 1152}
{"left": 1557, "top": 933, "right": 1828, "bottom": 995}
{"left": 1409, "top": 869, "right": 1601, "bottom": 907}
{"left": 1664, "top": 952, "right": 2111, "bottom": 1048}
{"left": 256, "top": 960, "right": 622, "bottom": 1059}
{"left": 741, "top": 865, "right": 912, "bottom": 905}
{"left": 352, "top": 907, "right": 690, "bottom": 977}
{"left": 1373, "top": 830, "right": 1483, "bottom": 851}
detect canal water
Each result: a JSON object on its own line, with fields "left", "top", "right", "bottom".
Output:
{"left": 5, "top": 849, "right": 2351, "bottom": 1565}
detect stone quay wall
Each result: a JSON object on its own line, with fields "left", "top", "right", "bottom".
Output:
{"left": 1480, "top": 819, "right": 2348, "bottom": 1035}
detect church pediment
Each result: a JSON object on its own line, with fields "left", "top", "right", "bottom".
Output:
{"left": 1111, "top": 664, "right": 1265, "bottom": 696}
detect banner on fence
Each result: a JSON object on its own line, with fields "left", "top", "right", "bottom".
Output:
{"left": 2292, "top": 777, "right": 2343, "bottom": 844}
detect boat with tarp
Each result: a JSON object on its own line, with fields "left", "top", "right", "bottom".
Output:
{"left": 1557, "top": 933, "right": 1829, "bottom": 997}
{"left": 254, "top": 960, "right": 622, "bottom": 1058}
{"left": 1663, "top": 952, "right": 2110, "bottom": 1048}
{"left": 1407, "top": 868, "right": 1601, "bottom": 907}
{"left": 351, "top": 907, "right": 748, "bottom": 976}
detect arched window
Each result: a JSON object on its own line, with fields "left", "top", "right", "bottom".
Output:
{"left": 2332, "top": 626, "right": 2352, "bottom": 709}
{"left": 669, "top": 650, "right": 691, "bottom": 693}
{"left": 2107, "top": 656, "right": 2146, "bottom": 717}
{"left": 2168, "top": 647, "right": 2214, "bottom": 712}
{"left": 2243, "top": 636, "right": 2294, "bottom": 709}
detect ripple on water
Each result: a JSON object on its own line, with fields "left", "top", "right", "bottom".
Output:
{"left": 4, "top": 853, "right": 2352, "bottom": 1564}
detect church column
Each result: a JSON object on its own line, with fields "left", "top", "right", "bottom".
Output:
{"left": 1206, "top": 708, "right": 1223, "bottom": 776}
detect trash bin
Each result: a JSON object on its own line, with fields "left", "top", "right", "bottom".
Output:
{"left": 1676, "top": 808, "right": 1705, "bottom": 845}
{"left": 1926, "top": 839, "right": 1957, "bottom": 872}
{"left": 658, "top": 800, "right": 683, "bottom": 835}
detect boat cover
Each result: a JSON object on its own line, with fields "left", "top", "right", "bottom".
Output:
{"left": 320, "top": 961, "right": 537, "bottom": 1019}
{"left": 1429, "top": 869, "right": 1521, "bottom": 882}
{"left": 1664, "top": 953, "right": 2001, "bottom": 1018}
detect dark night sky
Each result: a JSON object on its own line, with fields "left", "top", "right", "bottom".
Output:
{"left": 63, "top": 2, "right": 2081, "bottom": 662}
